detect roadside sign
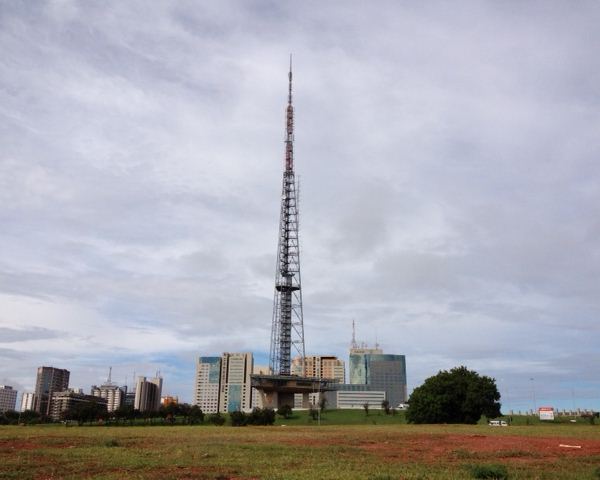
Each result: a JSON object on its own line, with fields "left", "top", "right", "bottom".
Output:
{"left": 539, "top": 406, "right": 555, "bottom": 421}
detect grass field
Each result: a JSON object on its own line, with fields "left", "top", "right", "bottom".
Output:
{"left": 2, "top": 412, "right": 600, "bottom": 479}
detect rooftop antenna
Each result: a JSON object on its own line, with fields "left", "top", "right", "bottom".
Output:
{"left": 107, "top": 366, "right": 112, "bottom": 384}
{"left": 288, "top": 53, "right": 292, "bottom": 106}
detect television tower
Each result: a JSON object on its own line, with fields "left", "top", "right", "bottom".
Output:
{"left": 269, "top": 56, "right": 306, "bottom": 376}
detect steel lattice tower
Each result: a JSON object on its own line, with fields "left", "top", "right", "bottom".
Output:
{"left": 269, "top": 58, "right": 306, "bottom": 376}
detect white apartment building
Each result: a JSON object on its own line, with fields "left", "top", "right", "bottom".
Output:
{"left": 20, "top": 392, "right": 35, "bottom": 412}
{"left": 91, "top": 384, "right": 126, "bottom": 412}
{"left": 0, "top": 385, "right": 18, "bottom": 413}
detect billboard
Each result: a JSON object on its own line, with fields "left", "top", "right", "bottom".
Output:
{"left": 539, "top": 406, "right": 555, "bottom": 421}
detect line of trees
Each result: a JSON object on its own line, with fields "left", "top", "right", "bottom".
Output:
{"left": 79, "top": 403, "right": 206, "bottom": 426}
{"left": 0, "top": 410, "right": 47, "bottom": 425}
{"left": 1, "top": 404, "right": 280, "bottom": 427}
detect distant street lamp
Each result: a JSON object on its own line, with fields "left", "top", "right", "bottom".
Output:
{"left": 530, "top": 378, "right": 537, "bottom": 415}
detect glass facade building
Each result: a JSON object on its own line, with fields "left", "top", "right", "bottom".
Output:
{"left": 349, "top": 353, "right": 407, "bottom": 407}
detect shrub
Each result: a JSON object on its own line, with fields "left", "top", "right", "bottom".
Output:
{"left": 469, "top": 464, "right": 509, "bottom": 479}
{"left": 208, "top": 413, "right": 225, "bottom": 426}
{"left": 104, "top": 439, "right": 119, "bottom": 447}
{"left": 248, "top": 408, "right": 275, "bottom": 426}
{"left": 277, "top": 404, "right": 293, "bottom": 419}
{"left": 230, "top": 410, "right": 247, "bottom": 427}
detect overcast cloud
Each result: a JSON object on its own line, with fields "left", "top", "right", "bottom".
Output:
{"left": 1, "top": 1, "right": 599, "bottom": 411}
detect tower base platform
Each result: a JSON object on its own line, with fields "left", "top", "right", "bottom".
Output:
{"left": 250, "top": 374, "right": 330, "bottom": 409}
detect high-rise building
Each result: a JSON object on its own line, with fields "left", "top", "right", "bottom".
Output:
{"left": 219, "top": 352, "right": 253, "bottom": 413}
{"left": 193, "top": 353, "right": 254, "bottom": 413}
{"left": 20, "top": 392, "right": 35, "bottom": 412}
{"left": 33, "top": 366, "right": 70, "bottom": 416}
{"left": 50, "top": 389, "right": 108, "bottom": 421}
{"left": 0, "top": 385, "right": 18, "bottom": 413}
{"left": 291, "top": 355, "right": 345, "bottom": 383}
{"left": 349, "top": 350, "right": 407, "bottom": 407}
{"left": 193, "top": 356, "right": 221, "bottom": 413}
{"left": 91, "top": 384, "right": 126, "bottom": 412}
{"left": 134, "top": 376, "right": 162, "bottom": 412}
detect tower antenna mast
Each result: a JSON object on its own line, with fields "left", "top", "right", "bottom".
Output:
{"left": 269, "top": 55, "right": 306, "bottom": 375}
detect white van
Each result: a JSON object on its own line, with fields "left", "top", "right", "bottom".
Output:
{"left": 488, "top": 420, "right": 508, "bottom": 426}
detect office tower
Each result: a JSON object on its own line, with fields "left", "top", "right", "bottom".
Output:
{"left": 20, "top": 392, "right": 35, "bottom": 412}
{"left": 33, "top": 366, "right": 70, "bottom": 416}
{"left": 219, "top": 352, "right": 253, "bottom": 413}
{"left": 194, "top": 353, "right": 254, "bottom": 413}
{"left": 134, "top": 376, "right": 162, "bottom": 412}
{"left": 291, "top": 355, "right": 345, "bottom": 383}
{"left": 349, "top": 350, "right": 407, "bottom": 407}
{"left": 91, "top": 384, "right": 126, "bottom": 412}
{"left": 50, "top": 389, "right": 108, "bottom": 421}
{"left": 0, "top": 385, "right": 18, "bottom": 412}
{"left": 269, "top": 57, "right": 306, "bottom": 376}
{"left": 91, "top": 367, "right": 126, "bottom": 412}
{"left": 193, "top": 356, "right": 221, "bottom": 414}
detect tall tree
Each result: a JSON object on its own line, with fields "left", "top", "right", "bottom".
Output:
{"left": 406, "top": 366, "right": 501, "bottom": 424}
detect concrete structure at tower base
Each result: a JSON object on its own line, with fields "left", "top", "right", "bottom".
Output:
{"left": 250, "top": 374, "right": 330, "bottom": 409}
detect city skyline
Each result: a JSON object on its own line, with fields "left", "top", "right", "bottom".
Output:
{"left": 1, "top": 2, "right": 600, "bottom": 411}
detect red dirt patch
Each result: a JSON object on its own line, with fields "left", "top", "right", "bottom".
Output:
{"left": 0, "top": 439, "right": 42, "bottom": 450}
{"left": 358, "top": 433, "right": 600, "bottom": 464}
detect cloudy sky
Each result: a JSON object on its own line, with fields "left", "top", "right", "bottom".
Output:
{"left": 1, "top": 1, "right": 599, "bottom": 411}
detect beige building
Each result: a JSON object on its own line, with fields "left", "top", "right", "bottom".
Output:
{"left": 290, "top": 356, "right": 345, "bottom": 408}
{"left": 291, "top": 355, "right": 345, "bottom": 383}
{"left": 50, "top": 389, "right": 107, "bottom": 421}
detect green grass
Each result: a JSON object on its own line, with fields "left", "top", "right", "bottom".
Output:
{"left": 274, "top": 408, "right": 408, "bottom": 425}
{"left": 1, "top": 416, "right": 600, "bottom": 479}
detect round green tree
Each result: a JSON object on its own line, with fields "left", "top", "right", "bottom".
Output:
{"left": 406, "top": 366, "right": 501, "bottom": 424}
